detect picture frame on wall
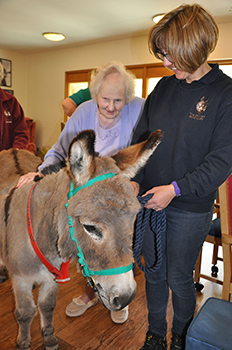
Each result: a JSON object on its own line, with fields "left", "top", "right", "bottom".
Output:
{"left": 0, "top": 58, "right": 12, "bottom": 87}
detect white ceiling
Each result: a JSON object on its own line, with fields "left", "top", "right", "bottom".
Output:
{"left": 1, "top": 0, "right": 232, "bottom": 55}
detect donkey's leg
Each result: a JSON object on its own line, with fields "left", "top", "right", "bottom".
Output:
{"left": 12, "top": 277, "right": 36, "bottom": 350}
{"left": 38, "top": 281, "right": 59, "bottom": 350}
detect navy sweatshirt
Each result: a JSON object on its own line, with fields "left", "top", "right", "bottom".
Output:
{"left": 132, "top": 64, "right": 232, "bottom": 213}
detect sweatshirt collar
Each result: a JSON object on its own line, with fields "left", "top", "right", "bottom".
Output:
{"left": 176, "top": 64, "right": 220, "bottom": 90}
{"left": 200, "top": 63, "right": 220, "bottom": 84}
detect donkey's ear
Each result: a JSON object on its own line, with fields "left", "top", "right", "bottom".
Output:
{"left": 111, "top": 129, "right": 163, "bottom": 179}
{"left": 66, "top": 130, "right": 96, "bottom": 185}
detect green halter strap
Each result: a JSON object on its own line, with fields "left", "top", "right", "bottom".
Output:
{"left": 65, "top": 173, "right": 133, "bottom": 279}
{"left": 67, "top": 173, "right": 116, "bottom": 200}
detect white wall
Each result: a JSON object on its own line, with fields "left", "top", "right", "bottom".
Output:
{"left": 1, "top": 21, "right": 232, "bottom": 150}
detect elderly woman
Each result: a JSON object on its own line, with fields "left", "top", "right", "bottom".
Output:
{"left": 17, "top": 61, "right": 145, "bottom": 324}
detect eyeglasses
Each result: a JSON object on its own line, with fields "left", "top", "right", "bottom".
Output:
{"left": 155, "top": 50, "right": 174, "bottom": 63}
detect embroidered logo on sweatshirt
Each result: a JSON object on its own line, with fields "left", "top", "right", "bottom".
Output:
{"left": 189, "top": 96, "right": 209, "bottom": 121}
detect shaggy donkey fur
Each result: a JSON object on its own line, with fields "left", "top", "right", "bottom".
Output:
{"left": 0, "top": 129, "right": 163, "bottom": 350}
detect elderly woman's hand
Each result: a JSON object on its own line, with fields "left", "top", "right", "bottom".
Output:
{"left": 15, "top": 172, "right": 43, "bottom": 189}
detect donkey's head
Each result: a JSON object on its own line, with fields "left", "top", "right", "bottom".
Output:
{"left": 61, "top": 129, "right": 163, "bottom": 311}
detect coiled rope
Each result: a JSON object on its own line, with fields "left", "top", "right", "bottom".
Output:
{"left": 133, "top": 194, "right": 166, "bottom": 274}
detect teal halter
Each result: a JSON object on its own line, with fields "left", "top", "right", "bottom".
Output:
{"left": 65, "top": 173, "right": 133, "bottom": 282}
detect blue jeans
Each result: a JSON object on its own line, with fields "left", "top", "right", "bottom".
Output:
{"left": 142, "top": 205, "right": 213, "bottom": 338}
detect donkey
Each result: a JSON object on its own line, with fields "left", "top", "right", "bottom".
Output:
{"left": 0, "top": 129, "right": 163, "bottom": 350}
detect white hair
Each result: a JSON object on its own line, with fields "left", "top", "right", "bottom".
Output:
{"left": 89, "top": 61, "right": 136, "bottom": 104}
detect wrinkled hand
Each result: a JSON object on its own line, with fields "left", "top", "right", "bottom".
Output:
{"left": 15, "top": 172, "right": 43, "bottom": 189}
{"left": 143, "top": 184, "right": 176, "bottom": 211}
{"left": 130, "top": 181, "right": 140, "bottom": 196}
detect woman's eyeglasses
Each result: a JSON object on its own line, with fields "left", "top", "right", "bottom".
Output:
{"left": 155, "top": 50, "right": 174, "bottom": 63}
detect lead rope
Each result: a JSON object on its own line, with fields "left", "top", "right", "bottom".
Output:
{"left": 133, "top": 194, "right": 166, "bottom": 274}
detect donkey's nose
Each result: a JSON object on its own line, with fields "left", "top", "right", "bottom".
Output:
{"left": 109, "top": 289, "right": 136, "bottom": 310}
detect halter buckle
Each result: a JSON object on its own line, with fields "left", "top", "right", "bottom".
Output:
{"left": 86, "top": 276, "right": 98, "bottom": 292}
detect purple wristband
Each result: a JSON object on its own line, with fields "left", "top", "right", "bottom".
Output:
{"left": 171, "top": 181, "right": 181, "bottom": 197}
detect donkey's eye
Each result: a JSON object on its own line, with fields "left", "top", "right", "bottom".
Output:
{"left": 83, "top": 224, "right": 102, "bottom": 240}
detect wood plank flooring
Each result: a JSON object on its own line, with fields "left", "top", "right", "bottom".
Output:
{"left": 0, "top": 242, "right": 228, "bottom": 350}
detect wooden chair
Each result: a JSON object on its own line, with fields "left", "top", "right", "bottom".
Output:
{"left": 194, "top": 197, "right": 222, "bottom": 291}
{"left": 194, "top": 175, "right": 232, "bottom": 301}
{"left": 219, "top": 175, "right": 232, "bottom": 300}
{"left": 25, "top": 117, "right": 36, "bottom": 154}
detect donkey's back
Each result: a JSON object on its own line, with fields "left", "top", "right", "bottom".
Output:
{"left": 0, "top": 148, "right": 41, "bottom": 192}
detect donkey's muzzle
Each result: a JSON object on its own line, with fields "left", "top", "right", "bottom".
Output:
{"left": 94, "top": 269, "right": 137, "bottom": 311}
{"left": 108, "top": 288, "right": 137, "bottom": 310}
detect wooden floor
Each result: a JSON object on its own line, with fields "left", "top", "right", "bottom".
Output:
{"left": 0, "top": 242, "right": 228, "bottom": 350}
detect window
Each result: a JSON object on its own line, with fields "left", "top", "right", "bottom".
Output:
{"left": 68, "top": 82, "right": 88, "bottom": 96}
{"left": 64, "top": 63, "right": 173, "bottom": 121}
{"left": 64, "top": 60, "right": 232, "bottom": 121}
{"left": 218, "top": 62, "right": 232, "bottom": 78}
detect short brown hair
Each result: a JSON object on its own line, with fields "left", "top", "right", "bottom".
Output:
{"left": 149, "top": 3, "right": 219, "bottom": 73}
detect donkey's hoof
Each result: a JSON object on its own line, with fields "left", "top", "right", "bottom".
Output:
{"left": 16, "top": 340, "right": 31, "bottom": 350}
{"left": 45, "top": 343, "right": 59, "bottom": 350}
{"left": 45, "top": 346, "right": 59, "bottom": 350}
{"left": 0, "top": 266, "right": 8, "bottom": 283}
{"left": 44, "top": 334, "right": 59, "bottom": 350}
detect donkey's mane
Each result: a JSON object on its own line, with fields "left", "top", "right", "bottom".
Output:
{"left": 40, "top": 160, "right": 66, "bottom": 176}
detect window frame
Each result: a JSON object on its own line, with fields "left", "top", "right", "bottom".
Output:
{"left": 64, "top": 60, "right": 232, "bottom": 121}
